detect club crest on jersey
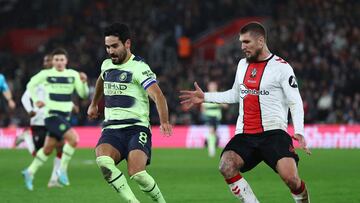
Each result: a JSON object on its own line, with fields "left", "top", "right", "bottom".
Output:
{"left": 250, "top": 68, "right": 257, "bottom": 78}
{"left": 68, "top": 77, "right": 74, "bottom": 83}
{"left": 289, "top": 75, "right": 298, "bottom": 88}
{"left": 119, "top": 72, "right": 128, "bottom": 82}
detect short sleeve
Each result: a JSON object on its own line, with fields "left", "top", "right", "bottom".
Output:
{"left": 135, "top": 63, "right": 157, "bottom": 90}
{"left": 100, "top": 59, "right": 110, "bottom": 80}
{"left": 0, "top": 74, "right": 9, "bottom": 92}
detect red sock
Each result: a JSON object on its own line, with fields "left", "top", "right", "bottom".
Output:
{"left": 56, "top": 151, "right": 62, "bottom": 159}
{"left": 225, "top": 173, "right": 243, "bottom": 184}
{"left": 291, "top": 180, "right": 305, "bottom": 195}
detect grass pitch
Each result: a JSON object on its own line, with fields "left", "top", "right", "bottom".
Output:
{"left": 1, "top": 148, "right": 360, "bottom": 202}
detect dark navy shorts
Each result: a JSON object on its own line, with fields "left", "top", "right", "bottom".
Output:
{"left": 222, "top": 129, "right": 299, "bottom": 173}
{"left": 44, "top": 116, "right": 71, "bottom": 141}
{"left": 97, "top": 126, "right": 152, "bottom": 165}
{"left": 202, "top": 115, "right": 220, "bottom": 130}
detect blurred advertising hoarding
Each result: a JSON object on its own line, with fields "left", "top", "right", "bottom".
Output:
{"left": 1, "top": 125, "right": 360, "bottom": 149}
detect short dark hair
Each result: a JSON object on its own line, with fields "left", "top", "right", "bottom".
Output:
{"left": 104, "top": 23, "right": 131, "bottom": 44}
{"left": 51, "top": 48, "right": 68, "bottom": 58}
{"left": 240, "top": 22, "right": 267, "bottom": 40}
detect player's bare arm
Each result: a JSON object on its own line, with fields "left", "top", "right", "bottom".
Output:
{"left": 179, "top": 82, "right": 204, "bottom": 111}
{"left": 3, "top": 90, "right": 16, "bottom": 109}
{"left": 146, "top": 83, "right": 172, "bottom": 136}
{"left": 87, "top": 75, "right": 104, "bottom": 119}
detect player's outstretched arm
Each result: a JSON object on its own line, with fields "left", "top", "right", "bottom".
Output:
{"left": 87, "top": 75, "right": 103, "bottom": 119}
{"left": 179, "top": 82, "right": 204, "bottom": 111}
{"left": 147, "top": 83, "right": 172, "bottom": 136}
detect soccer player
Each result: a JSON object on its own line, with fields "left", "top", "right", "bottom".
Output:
{"left": 0, "top": 73, "right": 16, "bottom": 110}
{"left": 18, "top": 54, "right": 64, "bottom": 188}
{"left": 180, "top": 22, "right": 311, "bottom": 203}
{"left": 22, "top": 48, "right": 89, "bottom": 191}
{"left": 87, "top": 23, "right": 172, "bottom": 203}
{"left": 201, "top": 81, "right": 226, "bottom": 157}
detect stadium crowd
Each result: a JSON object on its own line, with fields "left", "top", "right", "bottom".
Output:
{"left": 0, "top": 0, "right": 359, "bottom": 127}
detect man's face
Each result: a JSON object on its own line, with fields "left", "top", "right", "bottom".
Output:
{"left": 52, "top": 54, "right": 68, "bottom": 70}
{"left": 239, "top": 32, "right": 263, "bottom": 63}
{"left": 43, "top": 55, "right": 53, "bottom": 69}
{"left": 208, "top": 82, "right": 218, "bottom": 92}
{"left": 105, "top": 36, "right": 128, "bottom": 64}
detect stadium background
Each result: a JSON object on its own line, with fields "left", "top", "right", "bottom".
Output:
{"left": 0, "top": 0, "right": 359, "bottom": 202}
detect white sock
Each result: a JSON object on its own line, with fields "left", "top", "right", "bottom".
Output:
{"left": 49, "top": 157, "right": 61, "bottom": 182}
{"left": 23, "top": 130, "right": 35, "bottom": 154}
{"left": 291, "top": 181, "right": 310, "bottom": 203}
{"left": 226, "top": 174, "right": 259, "bottom": 203}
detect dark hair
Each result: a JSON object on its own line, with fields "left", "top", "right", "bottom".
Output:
{"left": 104, "top": 23, "right": 131, "bottom": 44}
{"left": 51, "top": 48, "right": 68, "bottom": 58}
{"left": 240, "top": 22, "right": 267, "bottom": 40}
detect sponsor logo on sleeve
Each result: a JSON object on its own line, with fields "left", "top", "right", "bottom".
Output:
{"left": 288, "top": 75, "right": 298, "bottom": 88}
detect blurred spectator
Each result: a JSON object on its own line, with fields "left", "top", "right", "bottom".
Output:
{"left": 0, "top": 0, "right": 359, "bottom": 126}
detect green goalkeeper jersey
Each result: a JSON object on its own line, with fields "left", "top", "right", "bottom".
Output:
{"left": 101, "top": 54, "right": 157, "bottom": 129}
{"left": 26, "top": 67, "right": 89, "bottom": 118}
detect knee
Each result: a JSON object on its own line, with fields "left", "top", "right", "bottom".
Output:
{"left": 128, "top": 166, "right": 143, "bottom": 177}
{"left": 219, "top": 160, "right": 238, "bottom": 179}
{"left": 282, "top": 174, "right": 301, "bottom": 191}
{"left": 65, "top": 130, "right": 79, "bottom": 147}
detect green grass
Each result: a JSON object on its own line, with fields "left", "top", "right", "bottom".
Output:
{"left": 1, "top": 149, "right": 360, "bottom": 202}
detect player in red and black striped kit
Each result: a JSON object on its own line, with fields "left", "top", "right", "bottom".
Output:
{"left": 180, "top": 22, "right": 310, "bottom": 203}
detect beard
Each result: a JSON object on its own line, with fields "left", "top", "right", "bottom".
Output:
{"left": 110, "top": 50, "right": 127, "bottom": 64}
{"left": 246, "top": 49, "right": 261, "bottom": 63}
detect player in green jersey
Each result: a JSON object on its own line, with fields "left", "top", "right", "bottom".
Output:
{"left": 88, "top": 23, "right": 172, "bottom": 203}
{"left": 22, "top": 48, "right": 89, "bottom": 191}
{"left": 201, "top": 81, "right": 227, "bottom": 157}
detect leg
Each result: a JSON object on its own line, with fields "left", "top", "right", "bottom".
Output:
{"left": 207, "top": 126, "right": 216, "bottom": 157}
{"left": 56, "top": 128, "right": 77, "bottom": 186}
{"left": 129, "top": 150, "right": 166, "bottom": 203}
{"left": 220, "top": 133, "right": 261, "bottom": 203}
{"left": 128, "top": 127, "right": 166, "bottom": 203}
{"left": 95, "top": 129, "right": 139, "bottom": 202}
{"left": 219, "top": 151, "right": 258, "bottom": 203}
{"left": 277, "top": 158, "right": 309, "bottom": 203}
{"left": 22, "top": 135, "right": 56, "bottom": 191}
{"left": 48, "top": 138, "right": 64, "bottom": 187}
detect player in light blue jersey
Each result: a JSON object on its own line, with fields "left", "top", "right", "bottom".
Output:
{"left": 0, "top": 73, "right": 16, "bottom": 110}
{"left": 88, "top": 23, "right": 172, "bottom": 203}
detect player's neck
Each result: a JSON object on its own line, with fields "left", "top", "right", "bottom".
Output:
{"left": 257, "top": 49, "right": 271, "bottom": 61}
{"left": 55, "top": 67, "right": 66, "bottom": 72}
{"left": 122, "top": 51, "right": 132, "bottom": 64}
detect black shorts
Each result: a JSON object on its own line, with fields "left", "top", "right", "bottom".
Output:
{"left": 44, "top": 116, "right": 71, "bottom": 141}
{"left": 222, "top": 129, "right": 299, "bottom": 173}
{"left": 30, "top": 126, "right": 48, "bottom": 151}
{"left": 96, "top": 126, "right": 152, "bottom": 165}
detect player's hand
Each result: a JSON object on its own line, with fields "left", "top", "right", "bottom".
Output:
{"left": 29, "top": 111, "right": 36, "bottom": 117}
{"left": 179, "top": 82, "right": 204, "bottom": 111}
{"left": 292, "top": 133, "right": 311, "bottom": 155}
{"left": 8, "top": 99, "right": 16, "bottom": 110}
{"left": 35, "top": 101, "right": 45, "bottom": 108}
{"left": 87, "top": 103, "right": 99, "bottom": 119}
{"left": 79, "top": 72, "right": 88, "bottom": 83}
{"left": 160, "top": 122, "right": 172, "bottom": 137}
